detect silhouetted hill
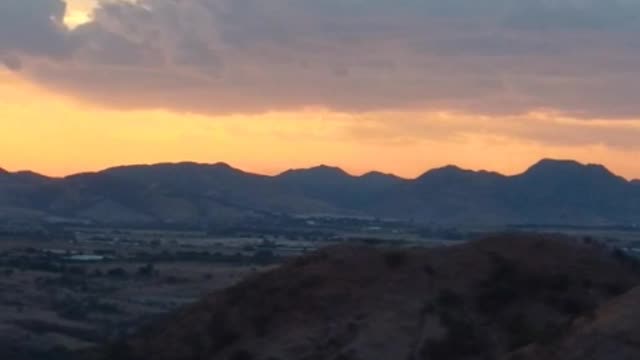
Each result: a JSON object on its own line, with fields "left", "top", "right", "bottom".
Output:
{"left": 514, "top": 159, "right": 627, "bottom": 192}
{"left": 279, "top": 165, "right": 352, "bottom": 182}
{"left": 0, "top": 159, "right": 638, "bottom": 225}
{"left": 10, "top": 171, "right": 51, "bottom": 185}
{"left": 505, "top": 160, "right": 637, "bottom": 225}
{"left": 386, "top": 166, "right": 509, "bottom": 224}
{"left": 359, "top": 171, "right": 404, "bottom": 185}
{"left": 0, "top": 170, "right": 55, "bottom": 220}
{"left": 87, "top": 234, "right": 640, "bottom": 360}
{"left": 276, "top": 166, "right": 402, "bottom": 211}
{"left": 54, "top": 163, "right": 341, "bottom": 223}
{"left": 514, "top": 285, "right": 640, "bottom": 360}
{"left": 0, "top": 169, "right": 50, "bottom": 186}
{"left": 522, "top": 159, "right": 621, "bottom": 179}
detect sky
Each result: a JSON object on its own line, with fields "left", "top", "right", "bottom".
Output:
{"left": 1, "top": 0, "right": 640, "bottom": 179}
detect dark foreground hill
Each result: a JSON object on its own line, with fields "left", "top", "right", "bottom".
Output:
{"left": 86, "top": 235, "right": 640, "bottom": 360}
{"left": 514, "top": 285, "right": 640, "bottom": 360}
{"left": 1, "top": 159, "right": 640, "bottom": 225}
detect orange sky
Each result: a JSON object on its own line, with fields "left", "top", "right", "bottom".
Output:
{"left": 2, "top": 0, "right": 639, "bottom": 180}
{"left": 2, "top": 69, "right": 639, "bottom": 179}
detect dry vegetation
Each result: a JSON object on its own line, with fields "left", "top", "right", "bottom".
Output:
{"left": 87, "top": 234, "right": 640, "bottom": 360}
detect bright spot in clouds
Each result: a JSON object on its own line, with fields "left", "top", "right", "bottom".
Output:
{"left": 64, "top": 10, "right": 92, "bottom": 28}
{"left": 63, "top": 0, "right": 96, "bottom": 28}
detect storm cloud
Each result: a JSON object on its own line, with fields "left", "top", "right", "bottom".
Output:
{"left": 3, "top": 0, "right": 640, "bottom": 118}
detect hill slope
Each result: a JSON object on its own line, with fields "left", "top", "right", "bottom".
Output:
{"left": 88, "top": 235, "right": 640, "bottom": 360}
{"left": 513, "top": 285, "right": 640, "bottom": 360}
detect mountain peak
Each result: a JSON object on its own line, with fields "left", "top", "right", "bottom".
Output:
{"left": 418, "top": 165, "right": 479, "bottom": 180}
{"left": 104, "top": 161, "right": 242, "bottom": 173}
{"left": 155, "top": 161, "right": 237, "bottom": 170}
{"left": 211, "top": 161, "right": 234, "bottom": 169}
{"left": 280, "top": 165, "right": 350, "bottom": 178}
{"left": 417, "top": 165, "right": 505, "bottom": 186}
{"left": 528, "top": 158, "right": 582, "bottom": 169}
{"left": 358, "top": 171, "right": 404, "bottom": 187}
{"left": 420, "top": 165, "right": 464, "bottom": 176}
{"left": 360, "top": 171, "right": 401, "bottom": 179}
{"left": 524, "top": 159, "right": 616, "bottom": 178}
{"left": 310, "top": 164, "right": 349, "bottom": 174}
{"left": 12, "top": 170, "right": 51, "bottom": 181}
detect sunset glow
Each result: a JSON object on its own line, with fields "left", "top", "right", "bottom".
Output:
{"left": 1, "top": 69, "right": 639, "bottom": 179}
{"left": 1, "top": 0, "right": 639, "bottom": 179}
{"left": 63, "top": 0, "right": 95, "bottom": 28}
{"left": 4, "top": 2, "right": 640, "bottom": 358}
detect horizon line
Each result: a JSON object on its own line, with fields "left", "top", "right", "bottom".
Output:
{"left": 2, "top": 158, "right": 637, "bottom": 182}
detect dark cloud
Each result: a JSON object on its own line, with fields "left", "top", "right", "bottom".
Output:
{"left": 0, "top": 0, "right": 68, "bottom": 57}
{"left": 347, "top": 115, "right": 640, "bottom": 150}
{"left": 505, "top": 1, "right": 640, "bottom": 31}
{"left": 1, "top": 55, "right": 22, "bottom": 71}
{"left": 3, "top": 0, "right": 640, "bottom": 119}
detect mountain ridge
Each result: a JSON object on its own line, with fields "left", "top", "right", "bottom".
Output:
{"left": 0, "top": 159, "right": 638, "bottom": 226}
{"left": 0, "top": 158, "right": 636, "bottom": 182}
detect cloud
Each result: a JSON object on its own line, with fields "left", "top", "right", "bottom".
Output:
{"left": 3, "top": 0, "right": 640, "bottom": 118}
{"left": 1, "top": 54, "right": 22, "bottom": 71}
{"left": 354, "top": 112, "right": 640, "bottom": 151}
{"left": 0, "top": 0, "right": 68, "bottom": 57}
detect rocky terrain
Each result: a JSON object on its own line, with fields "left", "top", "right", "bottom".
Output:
{"left": 85, "top": 234, "right": 640, "bottom": 360}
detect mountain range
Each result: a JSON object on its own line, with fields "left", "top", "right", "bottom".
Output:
{"left": 0, "top": 159, "right": 639, "bottom": 226}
